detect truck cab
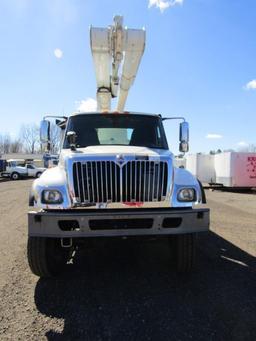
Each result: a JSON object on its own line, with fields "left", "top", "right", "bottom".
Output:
{"left": 27, "top": 111, "right": 209, "bottom": 277}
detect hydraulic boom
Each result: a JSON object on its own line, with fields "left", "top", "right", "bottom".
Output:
{"left": 90, "top": 15, "right": 146, "bottom": 112}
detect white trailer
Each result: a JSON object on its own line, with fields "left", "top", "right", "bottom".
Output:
{"left": 174, "top": 157, "right": 186, "bottom": 169}
{"left": 214, "top": 152, "right": 256, "bottom": 188}
{"left": 186, "top": 154, "right": 215, "bottom": 184}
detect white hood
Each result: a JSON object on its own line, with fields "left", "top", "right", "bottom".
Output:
{"left": 60, "top": 145, "right": 172, "bottom": 165}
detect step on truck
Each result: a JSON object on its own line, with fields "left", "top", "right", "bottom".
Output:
{"left": 27, "top": 16, "right": 210, "bottom": 277}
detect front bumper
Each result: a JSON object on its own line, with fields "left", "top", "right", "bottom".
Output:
{"left": 28, "top": 208, "right": 210, "bottom": 238}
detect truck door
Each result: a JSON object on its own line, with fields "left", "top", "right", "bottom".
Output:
{"left": 26, "top": 164, "right": 35, "bottom": 177}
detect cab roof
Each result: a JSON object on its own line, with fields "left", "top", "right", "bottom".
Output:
{"left": 70, "top": 111, "right": 162, "bottom": 118}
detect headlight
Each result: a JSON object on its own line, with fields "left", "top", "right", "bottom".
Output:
{"left": 177, "top": 188, "right": 196, "bottom": 202}
{"left": 42, "top": 190, "right": 63, "bottom": 204}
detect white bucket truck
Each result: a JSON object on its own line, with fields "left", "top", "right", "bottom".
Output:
{"left": 27, "top": 16, "right": 209, "bottom": 277}
{"left": 1, "top": 159, "right": 45, "bottom": 180}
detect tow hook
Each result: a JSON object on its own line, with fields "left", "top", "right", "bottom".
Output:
{"left": 61, "top": 238, "right": 73, "bottom": 248}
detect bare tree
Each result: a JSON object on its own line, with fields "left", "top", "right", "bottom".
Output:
{"left": 10, "top": 139, "right": 22, "bottom": 153}
{"left": 237, "top": 144, "right": 256, "bottom": 153}
{"left": 248, "top": 144, "right": 256, "bottom": 152}
{"left": 0, "top": 133, "right": 23, "bottom": 155}
{"left": 20, "top": 124, "right": 40, "bottom": 154}
{"left": 0, "top": 134, "right": 3, "bottom": 154}
{"left": 209, "top": 149, "right": 222, "bottom": 155}
{"left": 0, "top": 134, "right": 12, "bottom": 154}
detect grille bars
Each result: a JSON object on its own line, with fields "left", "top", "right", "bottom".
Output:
{"left": 73, "top": 160, "right": 168, "bottom": 204}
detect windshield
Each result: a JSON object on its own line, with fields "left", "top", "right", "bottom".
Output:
{"left": 63, "top": 114, "right": 168, "bottom": 149}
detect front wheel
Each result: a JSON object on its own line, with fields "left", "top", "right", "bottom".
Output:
{"left": 170, "top": 233, "right": 196, "bottom": 272}
{"left": 11, "top": 172, "right": 20, "bottom": 180}
{"left": 36, "top": 172, "right": 42, "bottom": 178}
{"left": 27, "top": 237, "right": 70, "bottom": 278}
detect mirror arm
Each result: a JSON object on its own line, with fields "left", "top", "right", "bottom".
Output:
{"left": 162, "top": 116, "right": 186, "bottom": 122}
{"left": 43, "top": 115, "right": 68, "bottom": 120}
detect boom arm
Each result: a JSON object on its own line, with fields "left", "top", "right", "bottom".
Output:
{"left": 90, "top": 16, "right": 145, "bottom": 112}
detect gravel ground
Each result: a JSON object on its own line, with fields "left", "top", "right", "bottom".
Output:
{"left": 0, "top": 180, "right": 256, "bottom": 340}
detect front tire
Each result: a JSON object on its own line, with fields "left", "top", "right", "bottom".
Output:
{"left": 11, "top": 172, "right": 20, "bottom": 180}
{"left": 36, "top": 172, "right": 42, "bottom": 178}
{"left": 171, "top": 233, "right": 196, "bottom": 272}
{"left": 28, "top": 192, "right": 35, "bottom": 206}
{"left": 27, "top": 237, "right": 69, "bottom": 278}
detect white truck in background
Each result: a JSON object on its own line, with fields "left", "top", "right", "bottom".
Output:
{"left": 27, "top": 16, "right": 209, "bottom": 278}
{"left": 1, "top": 159, "right": 45, "bottom": 180}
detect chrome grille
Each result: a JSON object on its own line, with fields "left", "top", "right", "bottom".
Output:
{"left": 72, "top": 160, "right": 168, "bottom": 204}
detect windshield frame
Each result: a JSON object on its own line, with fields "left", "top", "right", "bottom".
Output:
{"left": 63, "top": 113, "right": 169, "bottom": 150}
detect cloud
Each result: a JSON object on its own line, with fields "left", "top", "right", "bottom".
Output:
{"left": 245, "top": 79, "right": 256, "bottom": 90}
{"left": 237, "top": 141, "right": 249, "bottom": 147}
{"left": 148, "top": 0, "right": 183, "bottom": 12}
{"left": 206, "top": 134, "right": 223, "bottom": 139}
{"left": 54, "top": 48, "right": 63, "bottom": 59}
{"left": 76, "top": 98, "right": 97, "bottom": 112}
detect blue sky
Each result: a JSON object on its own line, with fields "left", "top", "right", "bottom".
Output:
{"left": 0, "top": 0, "right": 256, "bottom": 153}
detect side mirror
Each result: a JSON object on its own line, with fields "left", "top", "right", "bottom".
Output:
{"left": 40, "top": 120, "right": 50, "bottom": 143}
{"left": 179, "top": 121, "right": 189, "bottom": 153}
{"left": 67, "top": 131, "right": 77, "bottom": 150}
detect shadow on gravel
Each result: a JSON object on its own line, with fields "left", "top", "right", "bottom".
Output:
{"left": 0, "top": 178, "right": 11, "bottom": 183}
{"left": 0, "top": 178, "right": 33, "bottom": 183}
{"left": 34, "top": 232, "right": 256, "bottom": 341}
{"left": 206, "top": 187, "right": 256, "bottom": 194}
